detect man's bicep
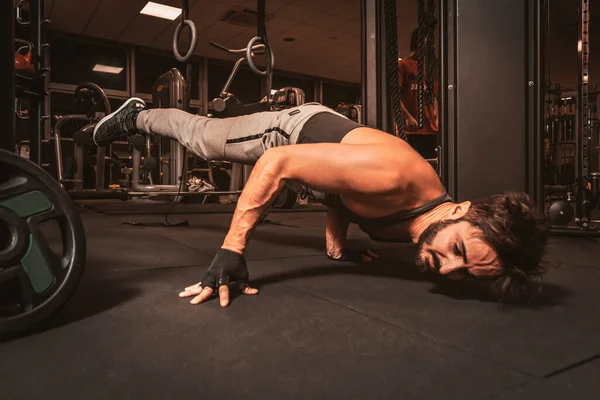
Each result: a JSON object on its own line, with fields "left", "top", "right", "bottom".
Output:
{"left": 271, "top": 143, "right": 400, "bottom": 194}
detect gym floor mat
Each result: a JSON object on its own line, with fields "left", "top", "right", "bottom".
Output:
{"left": 2, "top": 206, "right": 599, "bottom": 399}
{"left": 79, "top": 199, "right": 326, "bottom": 215}
{"left": 494, "top": 357, "right": 600, "bottom": 400}
{"left": 0, "top": 266, "right": 528, "bottom": 400}
{"left": 107, "top": 212, "right": 401, "bottom": 261}
{"left": 250, "top": 256, "right": 595, "bottom": 378}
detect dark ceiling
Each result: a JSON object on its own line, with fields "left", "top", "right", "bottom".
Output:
{"left": 45, "top": 0, "right": 422, "bottom": 83}
{"left": 44, "top": 0, "right": 590, "bottom": 88}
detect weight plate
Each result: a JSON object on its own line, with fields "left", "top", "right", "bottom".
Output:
{"left": 0, "top": 149, "right": 86, "bottom": 336}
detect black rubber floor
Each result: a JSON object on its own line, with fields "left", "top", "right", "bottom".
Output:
{"left": 1, "top": 204, "right": 600, "bottom": 399}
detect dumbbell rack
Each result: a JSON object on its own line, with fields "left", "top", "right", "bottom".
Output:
{"left": 12, "top": 0, "right": 50, "bottom": 166}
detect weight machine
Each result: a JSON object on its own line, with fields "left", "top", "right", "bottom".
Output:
{"left": 1, "top": 0, "right": 86, "bottom": 336}
{"left": 110, "top": 0, "right": 301, "bottom": 207}
{"left": 10, "top": 0, "right": 50, "bottom": 166}
{"left": 59, "top": 0, "right": 300, "bottom": 207}
{"left": 546, "top": 0, "right": 600, "bottom": 238}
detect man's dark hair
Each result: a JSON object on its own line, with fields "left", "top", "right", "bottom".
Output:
{"left": 462, "top": 192, "right": 551, "bottom": 304}
{"left": 410, "top": 29, "right": 419, "bottom": 52}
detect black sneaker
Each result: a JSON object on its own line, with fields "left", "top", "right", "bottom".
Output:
{"left": 93, "top": 97, "right": 146, "bottom": 147}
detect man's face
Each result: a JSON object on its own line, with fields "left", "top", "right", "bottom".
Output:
{"left": 415, "top": 220, "right": 504, "bottom": 280}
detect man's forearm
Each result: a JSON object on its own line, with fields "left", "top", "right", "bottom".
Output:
{"left": 326, "top": 208, "right": 350, "bottom": 258}
{"left": 222, "top": 155, "right": 286, "bottom": 254}
{"left": 400, "top": 102, "right": 414, "bottom": 120}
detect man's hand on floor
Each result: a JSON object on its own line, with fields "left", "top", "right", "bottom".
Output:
{"left": 179, "top": 248, "right": 259, "bottom": 307}
{"left": 327, "top": 249, "right": 379, "bottom": 263}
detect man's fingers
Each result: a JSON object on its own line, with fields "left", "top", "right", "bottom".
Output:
{"left": 365, "top": 250, "right": 379, "bottom": 258}
{"left": 241, "top": 285, "right": 259, "bottom": 295}
{"left": 359, "top": 250, "right": 379, "bottom": 263}
{"left": 218, "top": 285, "right": 230, "bottom": 307}
{"left": 190, "top": 287, "right": 214, "bottom": 304}
{"left": 184, "top": 282, "right": 202, "bottom": 292}
{"left": 239, "top": 281, "right": 259, "bottom": 295}
{"left": 179, "top": 284, "right": 203, "bottom": 298}
{"left": 182, "top": 279, "right": 258, "bottom": 305}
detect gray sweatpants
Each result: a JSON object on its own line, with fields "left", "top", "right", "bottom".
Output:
{"left": 136, "top": 102, "right": 339, "bottom": 165}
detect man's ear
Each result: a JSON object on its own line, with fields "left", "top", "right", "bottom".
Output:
{"left": 447, "top": 201, "right": 472, "bottom": 220}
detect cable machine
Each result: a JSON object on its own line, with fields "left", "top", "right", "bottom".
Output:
{"left": 546, "top": 0, "right": 600, "bottom": 238}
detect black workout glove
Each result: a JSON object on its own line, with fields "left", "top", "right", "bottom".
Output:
{"left": 327, "top": 249, "right": 379, "bottom": 263}
{"left": 200, "top": 248, "right": 251, "bottom": 291}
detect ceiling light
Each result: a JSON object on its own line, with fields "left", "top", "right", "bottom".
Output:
{"left": 93, "top": 64, "right": 124, "bottom": 74}
{"left": 140, "top": 2, "right": 182, "bottom": 21}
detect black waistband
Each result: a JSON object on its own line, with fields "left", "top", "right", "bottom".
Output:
{"left": 297, "top": 111, "right": 362, "bottom": 145}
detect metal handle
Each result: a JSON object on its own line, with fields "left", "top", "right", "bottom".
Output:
{"left": 209, "top": 41, "right": 265, "bottom": 55}
{"left": 16, "top": 0, "right": 30, "bottom": 25}
{"left": 173, "top": 19, "right": 197, "bottom": 63}
{"left": 75, "top": 82, "right": 112, "bottom": 117}
{"left": 15, "top": 99, "right": 30, "bottom": 120}
{"left": 220, "top": 57, "right": 247, "bottom": 95}
{"left": 435, "top": 145, "right": 442, "bottom": 178}
{"left": 246, "top": 36, "right": 274, "bottom": 76}
{"left": 209, "top": 41, "right": 232, "bottom": 53}
{"left": 14, "top": 39, "right": 34, "bottom": 54}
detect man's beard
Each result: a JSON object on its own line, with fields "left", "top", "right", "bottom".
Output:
{"left": 414, "top": 219, "right": 463, "bottom": 273}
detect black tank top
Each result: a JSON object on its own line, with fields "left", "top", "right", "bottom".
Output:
{"left": 295, "top": 111, "right": 453, "bottom": 241}
{"left": 304, "top": 189, "right": 453, "bottom": 242}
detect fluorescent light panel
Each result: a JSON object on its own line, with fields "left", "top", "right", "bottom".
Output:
{"left": 140, "top": 2, "right": 182, "bottom": 21}
{"left": 93, "top": 64, "right": 124, "bottom": 74}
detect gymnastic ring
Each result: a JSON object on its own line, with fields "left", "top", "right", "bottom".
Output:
{"left": 246, "top": 36, "right": 275, "bottom": 76}
{"left": 173, "top": 19, "right": 197, "bottom": 63}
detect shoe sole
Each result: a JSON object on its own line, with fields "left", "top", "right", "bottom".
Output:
{"left": 93, "top": 97, "right": 145, "bottom": 146}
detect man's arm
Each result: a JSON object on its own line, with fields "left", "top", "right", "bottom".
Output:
{"left": 222, "top": 140, "right": 408, "bottom": 254}
{"left": 326, "top": 208, "right": 350, "bottom": 259}
{"left": 180, "top": 152, "right": 286, "bottom": 307}
{"left": 221, "top": 152, "right": 287, "bottom": 254}
{"left": 400, "top": 101, "right": 415, "bottom": 120}
{"left": 182, "top": 139, "right": 417, "bottom": 306}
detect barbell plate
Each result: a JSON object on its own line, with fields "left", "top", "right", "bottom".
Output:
{"left": 0, "top": 149, "right": 86, "bottom": 336}
{"left": 21, "top": 234, "right": 56, "bottom": 294}
{"left": 0, "top": 190, "right": 52, "bottom": 217}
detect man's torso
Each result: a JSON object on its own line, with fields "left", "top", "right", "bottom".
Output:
{"left": 293, "top": 112, "right": 447, "bottom": 241}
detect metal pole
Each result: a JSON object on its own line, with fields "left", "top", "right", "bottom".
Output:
{"left": 182, "top": 0, "right": 189, "bottom": 21}
{"left": 1, "top": 0, "right": 15, "bottom": 151}
{"left": 528, "top": 0, "right": 545, "bottom": 210}
{"left": 438, "top": 0, "right": 456, "bottom": 198}
{"left": 533, "top": 0, "right": 545, "bottom": 210}
{"left": 315, "top": 79, "right": 323, "bottom": 105}
{"left": 361, "top": 0, "right": 379, "bottom": 128}
{"left": 257, "top": 0, "right": 272, "bottom": 100}
{"left": 576, "top": 0, "right": 591, "bottom": 225}
{"left": 200, "top": 58, "right": 208, "bottom": 116}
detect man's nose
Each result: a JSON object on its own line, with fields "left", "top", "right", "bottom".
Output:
{"left": 438, "top": 257, "right": 465, "bottom": 276}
